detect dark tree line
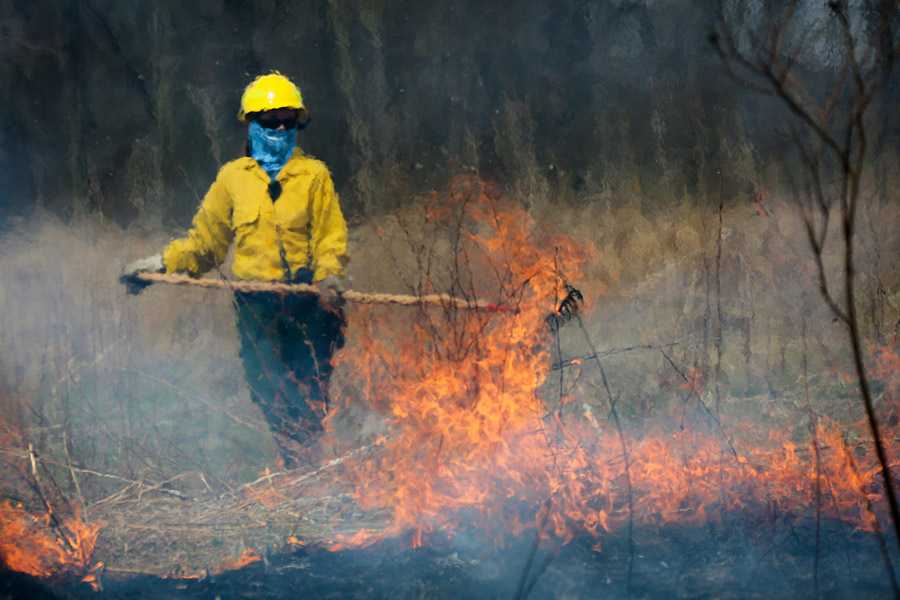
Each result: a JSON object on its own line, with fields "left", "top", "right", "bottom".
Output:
{"left": 6, "top": 0, "right": 894, "bottom": 229}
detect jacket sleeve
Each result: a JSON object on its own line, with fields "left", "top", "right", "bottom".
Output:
{"left": 308, "top": 169, "right": 349, "bottom": 282}
{"left": 162, "top": 168, "right": 234, "bottom": 277}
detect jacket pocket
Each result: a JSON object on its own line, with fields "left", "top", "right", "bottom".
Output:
{"left": 233, "top": 202, "right": 260, "bottom": 227}
{"left": 232, "top": 203, "right": 261, "bottom": 250}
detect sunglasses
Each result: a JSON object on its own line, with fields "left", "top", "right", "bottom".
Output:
{"left": 256, "top": 115, "right": 299, "bottom": 130}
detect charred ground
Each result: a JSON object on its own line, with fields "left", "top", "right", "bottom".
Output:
{"left": 3, "top": 1, "right": 900, "bottom": 599}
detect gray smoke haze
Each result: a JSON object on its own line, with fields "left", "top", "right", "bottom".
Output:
{"left": 2, "top": 1, "right": 900, "bottom": 597}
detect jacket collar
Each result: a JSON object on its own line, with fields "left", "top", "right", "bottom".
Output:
{"left": 276, "top": 148, "right": 310, "bottom": 178}
{"left": 239, "top": 148, "right": 308, "bottom": 182}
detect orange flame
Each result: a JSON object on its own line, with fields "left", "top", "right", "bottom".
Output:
{"left": 213, "top": 548, "right": 262, "bottom": 573}
{"left": 0, "top": 501, "right": 104, "bottom": 589}
{"left": 317, "top": 176, "right": 900, "bottom": 552}
{"left": 163, "top": 549, "right": 262, "bottom": 580}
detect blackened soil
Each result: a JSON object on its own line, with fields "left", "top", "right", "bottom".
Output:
{"left": 47, "top": 519, "right": 900, "bottom": 599}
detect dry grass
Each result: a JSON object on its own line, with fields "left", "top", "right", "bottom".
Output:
{"left": 94, "top": 446, "right": 388, "bottom": 577}
{"left": 1, "top": 179, "right": 899, "bottom": 575}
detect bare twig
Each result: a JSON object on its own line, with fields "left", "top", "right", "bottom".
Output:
{"left": 549, "top": 342, "right": 680, "bottom": 371}
{"left": 714, "top": 186, "right": 724, "bottom": 416}
{"left": 521, "top": 550, "right": 557, "bottom": 600}
{"left": 713, "top": 0, "right": 900, "bottom": 568}
{"left": 3, "top": 448, "right": 193, "bottom": 504}
{"left": 574, "top": 315, "right": 634, "bottom": 594}
{"left": 62, "top": 430, "right": 88, "bottom": 521}
{"left": 241, "top": 440, "right": 383, "bottom": 494}
{"left": 659, "top": 349, "right": 738, "bottom": 458}
{"left": 25, "top": 444, "right": 84, "bottom": 554}
{"left": 112, "top": 367, "right": 268, "bottom": 435}
{"left": 801, "top": 319, "right": 821, "bottom": 597}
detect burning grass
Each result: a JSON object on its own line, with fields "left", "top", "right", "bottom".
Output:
{"left": 0, "top": 501, "right": 103, "bottom": 589}
{"left": 1, "top": 176, "right": 900, "bottom": 591}
{"left": 322, "top": 177, "right": 900, "bottom": 554}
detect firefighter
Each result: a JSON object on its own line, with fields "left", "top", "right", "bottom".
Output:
{"left": 121, "top": 72, "right": 349, "bottom": 466}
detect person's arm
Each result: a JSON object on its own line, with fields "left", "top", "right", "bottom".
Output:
{"left": 163, "top": 168, "right": 235, "bottom": 277}
{"left": 308, "top": 169, "right": 349, "bottom": 283}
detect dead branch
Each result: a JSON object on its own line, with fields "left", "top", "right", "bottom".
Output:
{"left": 62, "top": 430, "right": 88, "bottom": 521}
{"left": 549, "top": 342, "right": 680, "bottom": 371}
{"left": 2, "top": 448, "right": 193, "bottom": 504}
{"left": 241, "top": 440, "right": 383, "bottom": 496}
{"left": 659, "top": 349, "right": 738, "bottom": 458}
{"left": 801, "top": 319, "right": 822, "bottom": 597}
{"left": 713, "top": 0, "right": 900, "bottom": 569}
{"left": 24, "top": 443, "right": 79, "bottom": 554}
{"left": 573, "top": 314, "right": 634, "bottom": 594}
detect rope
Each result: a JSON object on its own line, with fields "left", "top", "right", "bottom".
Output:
{"left": 135, "top": 272, "right": 518, "bottom": 313}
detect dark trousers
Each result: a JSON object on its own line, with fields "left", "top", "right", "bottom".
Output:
{"left": 234, "top": 285, "right": 345, "bottom": 455}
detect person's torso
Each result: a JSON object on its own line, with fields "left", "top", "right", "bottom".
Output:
{"left": 223, "top": 152, "right": 328, "bottom": 282}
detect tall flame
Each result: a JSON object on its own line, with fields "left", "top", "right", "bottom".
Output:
{"left": 325, "top": 176, "right": 899, "bottom": 551}
{"left": 331, "top": 175, "right": 604, "bottom": 548}
{"left": 4, "top": 176, "right": 898, "bottom": 585}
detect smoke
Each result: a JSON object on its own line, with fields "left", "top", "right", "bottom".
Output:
{"left": 1, "top": 159, "right": 899, "bottom": 592}
{"left": 0, "top": 212, "right": 277, "bottom": 491}
{"left": 2, "top": 1, "right": 900, "bottom": 595}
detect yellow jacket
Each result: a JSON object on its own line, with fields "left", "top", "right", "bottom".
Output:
{"left": 163, "top": 149, "right": 348, "bottom": 283}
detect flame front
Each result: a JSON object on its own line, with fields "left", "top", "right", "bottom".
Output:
{"left": 327, "top": 176, "right": 899, "bottom": 551}
{"left": 4, "top": 175, "right": 899, "bottom": 584}
{"left": 330, "top": 176, "right": 596, "bottom": 548}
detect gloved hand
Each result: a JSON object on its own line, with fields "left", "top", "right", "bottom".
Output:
{"left": 316, "top": 275, "right": 346, "bottom": 307}
{"left": 119, "top": 253, "right": 165, "bottom": 295}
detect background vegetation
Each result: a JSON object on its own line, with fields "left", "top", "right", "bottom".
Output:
{"left": 2, "top": 0, "right": 900, "bottom": 589}
{"left": 5, "top": 0, "right": 898, "bottom": 228}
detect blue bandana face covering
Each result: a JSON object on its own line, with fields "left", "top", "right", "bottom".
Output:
{"left": 248, "top": 120, "right": 297, "bottom": 181}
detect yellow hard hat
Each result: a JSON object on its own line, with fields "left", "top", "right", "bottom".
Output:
{"left": 237, "top": 72, "right": 307, "bottom": 122}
